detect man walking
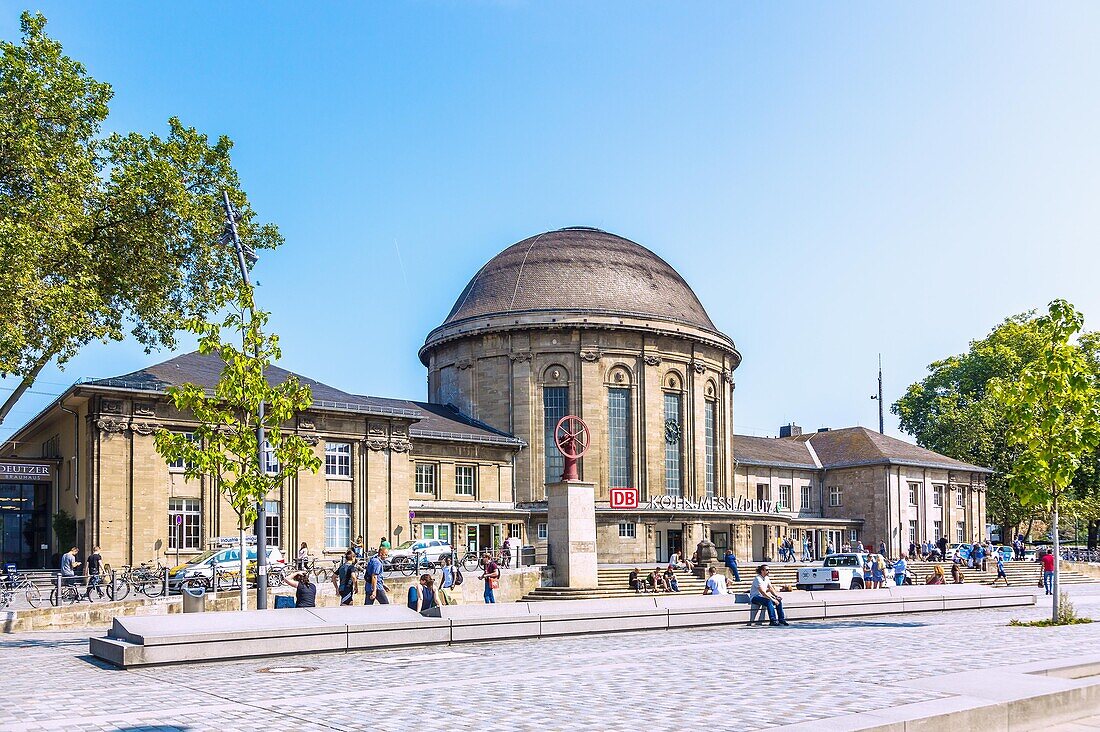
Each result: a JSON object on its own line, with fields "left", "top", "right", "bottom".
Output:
{"left": 84, "top": 545, "right": 105, "bottom": 599}
{"left": 723, "top": 549, "right": 740, "bottom": 583}
{"left": 479, "top": 551, "right": 499, "bottom": 603}
{"left": 1041, "top": 548, "right": 1055, "bottom": 596}
{"left": 364, "top": 546, "right": 390, "bottom": 604}
{"left": 332, "top": 550, "right": 358, "bottom": 606}
{"left": 60, "top": 546, "right": 81, "bottom": 588}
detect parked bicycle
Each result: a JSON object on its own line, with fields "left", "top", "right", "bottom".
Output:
{"left": 1, "top": 569, "right": 43, "bottom": 608}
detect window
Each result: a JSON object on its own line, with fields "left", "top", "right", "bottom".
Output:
{"left": 508, "top": 522, "right": 523, "bottom": 544}
{"left": 704, "top": 400, "right": 717, "bottom": 497}
{"left": 537, "top": 522, "right": 547, "bottom": 540}
{"left": 779, "top": 485, "right": 792, "bottom": 511}
{"left": 908, "top": 520, "right": 917, "bottom": 544}
{"left": 325, "top": 442, "right": 351, "bottom": 478}
{"left": 168, "top": 498, "right": 201, "bottom": 550}
{"left": 421, "top": 522, "right": 451, "bottom": 544}
{"left": 908, "top": 482, "right": 919, "bottom": 506}
{"left": 618, "top": 522, "right": 637, "bottom": 539}
{"left": 757, "top": 483, "right": 768, "bottom": 501}
{"left": 455, "top": 465, "right": 476, "bottom": 497}
{"left": 849, "top": 530, "right": 859, "bottom": 544}
{"left": 608, "top": 388, "right": 632, "bottom": 488}
{"left": 828, "top": 486, "right": 841, "bottom": 507}
{"left": 956, "top": 488, "right": 965, "bottom": 508}
{"left": 324, "top": 503, "right": 351, "bottom": 549}
{"left": 663, "top": 391, "right": 682, "bottom": 497}
{"left": 167, "top": 432, "right": 198, "bottom": 471}
{"left": 415, "top": 463, "right": 438, "bottom": 496}
{"left": 956, "top": 521, "right": 966, "bottom": 543}
{"left": 544, "top": 385, "right": 569, "bottom": 483}
{"left": 800, "top": 484, "right": 813, "bottom": 511}
{"left": 42, "top": 435, "right": 60, "bottom": 459}
{"left": 933, "top": 520, "right": 943, "bottom": 541}
{"left": 264, "top": 500, "right": 280, "bottom": 547}
{"left": 933, "top": 485, "right": 944, "bottom": 507}
{"left": 262, "top": 440, "right": 279, "bottom": 475}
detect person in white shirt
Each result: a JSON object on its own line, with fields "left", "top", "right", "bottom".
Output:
{"left": 749, "top": 564, "right": 789, "bottom": 626}
{"left": 668, "top": 551, "right": 681, "bottom": 570}
{"left": 702, "top": 566, "right": 727, "bottom": 595}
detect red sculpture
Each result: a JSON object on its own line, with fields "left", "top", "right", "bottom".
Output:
{"left": 554, "top": 415, "right": 590, "bottom": 482}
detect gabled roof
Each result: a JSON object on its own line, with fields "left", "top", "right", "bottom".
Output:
{"left": 733, "top": 435, "right": 819, "bottom": 469}
{"left": 798, "top": 426, "right": 990, "bottom": 474}
{"left": 85, "top": 352, "right": 523, "bottom": 447}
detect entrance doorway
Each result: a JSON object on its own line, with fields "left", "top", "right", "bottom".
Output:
{"left": 0, "top": 482, "right": 48, "bottom": 568}
{"left": 826, "top": 529, "right": 843, "bottom": 554}
{"left": 666, "top": 529, "right": 683, "bottom": 562}
{"left": 465, "top": 524, "right": 502, "bottom": 553}
{"left": 751, "top": 523, "right": 766, "bottom": 562}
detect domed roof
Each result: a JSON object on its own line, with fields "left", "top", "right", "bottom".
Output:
{"left": 440, "top": 227, "right": 719, "bottom": 331}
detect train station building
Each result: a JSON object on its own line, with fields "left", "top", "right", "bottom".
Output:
{"left": 0, "top": 227, "right": 989, "bottom": 569}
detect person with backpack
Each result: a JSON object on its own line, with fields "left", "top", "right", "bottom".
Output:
{"left": 332, "top": 550, "right": 357, "bottom": 606}
{"left": 407, "top": 574, "right": 439, "bottom": 614}
{"left": 364, "top": 545, "right": 390, "bottom": 604}
{"left": 479, "top": 551, "right": 499, "bottom": 603}
{"left": 440, "top": 555, "right": 462, "bottom": 605}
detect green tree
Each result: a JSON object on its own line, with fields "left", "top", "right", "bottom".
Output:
{"left": 154, "top": 285, "right": 321, "bottom": 610}
{"left": 994, "top": 300, "right": 1100, "bottom": 622}
{"left": 893, "top": 313, "right": 1047, "bottom": 538}
{"left": 0, "top": 12, "right": 280, "bottom": 424}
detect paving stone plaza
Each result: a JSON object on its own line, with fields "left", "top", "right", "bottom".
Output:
{"left": 1, "top": 584, "right": 1098, "bottom": 731}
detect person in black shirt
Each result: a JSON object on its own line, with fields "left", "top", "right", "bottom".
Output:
{"left": 331, "top": 550, "right": 358, "bottom": 605}
{"left": 84, "top": 546, "right": 104, "bottom": 599}
{"left": 284, "top": 572, "right": 316, "bottom": 608}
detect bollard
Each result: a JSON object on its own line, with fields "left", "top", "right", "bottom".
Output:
{"left": 55, "top": 572, "right": 61, "bottom": 607}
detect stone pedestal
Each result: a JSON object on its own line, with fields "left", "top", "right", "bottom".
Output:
{"left": 693, "top": 538, "right": 720, "bottom": 578}
{"left": 546, "top": 480, "right": 598, "bottom": 589}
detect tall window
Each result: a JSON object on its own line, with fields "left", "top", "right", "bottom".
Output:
{"left": 779, "top": 484, "right": 792, "bottom": 510}
{"left": 828, "top": 486, "right": 842, "bottom": 507}
{"left": 508, "top": 522, "right": 524, "bottom": 544}
{"left": 704, "top": 400, "right": 717, "bottom": 497}
{"left": 168, "top": 498, "right": 201, "bottom": 550}
{"left": 455, "top": 465, "right": 476, "bottom": 496}
{"left": 325, "top": 502, "right": 351, "bottom": 549}
{"left": 262, "top": 440, "right": 279, "bottom": 475}
{"left": 167, "top": 432, "right": 198, "bottom": 471}
{"left": 608, "top": 388, "right": 632, "bottom": 488}
{"left": 908, "top": 482, "right": 919, "bottom": 506}
{"left": 956, "top": 521, "right": 966, "bottom": 542}
{"left": 264, "top": 500, "right": 280, "bottom": 547}
{"left": 757, "top": 483, "right": 768, "bottom": 501}
{"left": 663, "top": 392, "right": 682, "bottom": 497}
{"left": 543, "top": 386, "right": 569, "bottom": 483}
{"left": 415, "top": 463, "right": 438, "bottom": 496}
{"left": 933, "top": 485, "right": 944, "bottom": 507}
{"left": 537, "top": 523, "right": 548, "bottom": 540}
{"left": 325, "top": 442, "right": 351, "bottom": 477}
{"left": 956, "top": 488, "right": 965, "bottom": 508}
{"left": 933, "top": 520, "right": 943, "bottom": 541}
{"left": 909, "top": 520, "right": 917, "bottom": 544}
{"left": 801, "top": 484, "right": 813, "bottom": 511}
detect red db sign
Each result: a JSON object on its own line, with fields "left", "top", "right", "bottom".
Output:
{"left": 610, "top": 487, "right": 638, "bottom": 509}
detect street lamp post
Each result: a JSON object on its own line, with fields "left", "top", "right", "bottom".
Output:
{"left": 221, "top": 190, "right": 269, "bottom": 611}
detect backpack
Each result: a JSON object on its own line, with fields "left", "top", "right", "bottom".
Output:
{"left": 453, "top": 566, "right": 464, "bottom": 586}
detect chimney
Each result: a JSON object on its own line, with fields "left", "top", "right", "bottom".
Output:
{"left": 779, "top": 423, "right": 802, "bottom": 438}
{"left": 817, "top": 427, "right": 830, "bottom": 433}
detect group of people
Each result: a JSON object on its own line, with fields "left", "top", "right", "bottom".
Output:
{"left": 628, "top": 566, "right": 682, "bottom": 593}
{"left": 702, "top": 564, "right": 790, "bottom": 627}
{"left": 775, "top": 536, "right": 814, "bottom": 562}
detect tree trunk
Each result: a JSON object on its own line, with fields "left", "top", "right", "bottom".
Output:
{"left": 0, "top": 357, "right": 50, "bottom": 425}
{"left": 1051, "top": 495, "right": 1060, "bottom": 623}
{"left": 239, "top": 526, "right": 247, "bottom": 612}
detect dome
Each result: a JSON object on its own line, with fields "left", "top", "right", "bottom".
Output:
{"left": 421, "top": 227, "right": 736, "bottom": 362}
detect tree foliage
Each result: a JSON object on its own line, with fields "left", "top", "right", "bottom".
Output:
{"left": 153, "top": 286, "right": 321, "bottom": 529}
{"left": 0, "top": 12, "right": 280, "bottom": 423}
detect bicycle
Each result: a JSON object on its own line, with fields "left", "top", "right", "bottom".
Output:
{"left": 2, "top": 570, "right": 43, "bottom": 608}
{"left": 50, "top": 579, "right": 81, "bottom": 606}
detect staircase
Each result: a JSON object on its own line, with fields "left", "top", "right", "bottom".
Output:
{"left": 519, "top": 561, "right": 1095, "bottom": 602}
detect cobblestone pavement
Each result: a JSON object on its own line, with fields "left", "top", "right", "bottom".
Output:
{"left": 2, "top": 585, "right": 1100, "bottom": 731}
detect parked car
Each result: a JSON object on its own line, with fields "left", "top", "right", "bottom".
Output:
{"left": 169, "top": 545, "right": 285, "bottom": 589}
{"left": 386, "top": 540, "right": 452, "bottom": 569}
{"left": 797, "top": 552, "right": 867, "bottom": 590}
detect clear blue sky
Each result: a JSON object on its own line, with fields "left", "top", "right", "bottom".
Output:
{"left": 3, "top": 2, "right": 1099, "bottom": 442}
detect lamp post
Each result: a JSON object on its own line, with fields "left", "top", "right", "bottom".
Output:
{"left": 221, "top": 190, "right": 269, "bottom": 610}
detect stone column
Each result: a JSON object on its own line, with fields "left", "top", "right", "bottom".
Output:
{"left": 546, "top": 480, "right": 598, "bottom": 588}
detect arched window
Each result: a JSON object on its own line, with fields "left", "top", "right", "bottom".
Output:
{"left": 704, "top": 398, "right": 717, "bottom": 498}
{"left": 663, "top": 372, "right": 683, "bottom": 498}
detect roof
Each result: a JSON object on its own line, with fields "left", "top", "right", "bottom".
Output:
{"left": 439, "top": 227, "right": 720, "bottom": 332}
{"left": 85, "top": 352, "right": 523, "bottom": 447}
{"left": 798, "top": 427, "right": 991, "bottom": 474}
{"left": 733, "top": 435, "right": 819, "bottom": 469}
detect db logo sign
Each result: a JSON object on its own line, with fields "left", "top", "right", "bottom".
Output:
{"left": 610, "top": 487, "right": 638, "bottom": 509}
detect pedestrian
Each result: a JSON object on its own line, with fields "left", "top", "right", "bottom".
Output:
{"left": 702, "top": 566, "right": 727, "bottom": 595}
{"left": 332, "top": 550, "right": 358, "bottom": 605}
{"left": 723, "top": 549, "right": 741, "bottom": 583}
{"left": 993, "top": 554, "right": 1009, "bottom": 587}
{"left": 408, "top": 574, "right": 439, "bottom": 614}
{"left": 83, "top": 545, "right": 105, "bottom": 599}
{"left": 878, "top": 540, "right": 887, "bottom": 558}
{"left": 1041, "top": 548, "right": 1055, "bottom": 595}
{"left": 749, "top": 565, "right": 789, "bottom": 626}
{"left": 364, "top": 545, "right": 390, "bottom": 604}
{"left": 936, "top": 536, "right": 948, "bottom": 561}
{"left": 855, "top": 539, "right": 865, "bottom": 553}
{"left": 502, "top": 535, "right": 513, "bottom": 569}
{"left": 893, "top": 555, "right": 907, "bottom": 587}
{"left": 629, "top": 567, "right": 643, "bottom": 593}
{"left": 284, "top": 572, "right": 316, "bottom": 608}
{"left": 825, "top": 542, "right": 835, "bottom": 556}
{"left": 379, "top": 536, "right": 391, "bottom": 550}
{"left": 60, "top": 546, "right": 81, "bottom": 589}
{"left": 352, "top": 536, "right": 365, "bottom": 559}
{"left": 479, "top": 551, "right": 500, "bottom": 603}
{"left": 802, "top": 535, "right": 811, "bottom": 561}
{"left": 664, "top": 568, "right": 681, "bottom": 592}
{"left": 297, "top": 542, "right": 309, "bottom": 570}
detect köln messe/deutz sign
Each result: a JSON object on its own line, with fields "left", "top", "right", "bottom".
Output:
{"left": 609, "top": 487, "right": 784, "bottom": 514}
